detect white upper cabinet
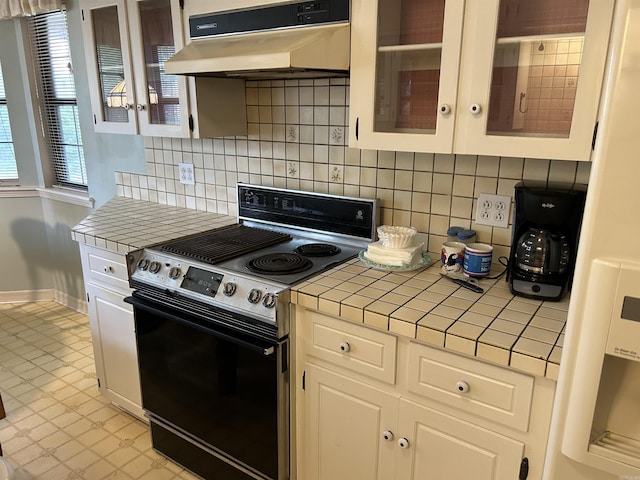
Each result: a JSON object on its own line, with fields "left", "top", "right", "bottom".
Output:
{"left": 349, "top": 0, "right": 615, "bottom": 161}
{"left": 127, "top": 0, "right": 189, "bottom": 137}
{"left": 81, "top": 0, "right": 135, "bottom": 134}
{"left": 80, "top": 0, "right": 247, "bottom": 138}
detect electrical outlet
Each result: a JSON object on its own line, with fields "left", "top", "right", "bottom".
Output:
{"left": 179, "top": 163, "right": 195, "bottom": 185}
{"left": 475, "top": 193, "right": 511, "bottom": 228}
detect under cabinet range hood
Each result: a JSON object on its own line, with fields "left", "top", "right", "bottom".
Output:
{"left": 165, "top": 0, "right": 350, "bottom": 79}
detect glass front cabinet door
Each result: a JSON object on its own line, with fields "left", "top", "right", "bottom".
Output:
{"left": 350, "top": 0, "right": 614, "bottom": 161}
{"left": 81, "top": 0, "right": 189, "bottom": 136}
{"left": 127, "top": 0, "right": 189, "bottom": 137}
{"left": 81, "top": 0, "right": 136, "bottom": 134}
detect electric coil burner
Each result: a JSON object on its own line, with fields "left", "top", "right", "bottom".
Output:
{"left": 125, "top": 184, "right": 377, "bottom": 480}
{"left": 247, "top": 253, "right": 313, "bottom": 275}
{"left": 295, "top": 243, "right": 341, "bottom": 256}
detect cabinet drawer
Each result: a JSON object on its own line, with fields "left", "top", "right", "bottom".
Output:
{"left": 408, "top": 342, "right": 533, "bottom": 431}
{"left": 305, "top": 311, "right": 397, "bottom": 384}
{"left": 82, "top": 245, "right": 130, "bottom": 292}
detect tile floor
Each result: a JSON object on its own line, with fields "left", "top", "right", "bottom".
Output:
{"left": 0, "top": 301, "right": 200, "bottom": 480}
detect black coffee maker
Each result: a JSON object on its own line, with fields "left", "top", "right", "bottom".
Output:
{"left": 508, "top": 181, "right": 586, "bottom": 301}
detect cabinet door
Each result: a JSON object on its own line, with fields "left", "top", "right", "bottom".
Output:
{"left": 86, "top": 283, "right": 144, "bottom": 419}
{"left": 349, "top": 0, "right": 465, "bottom": 153}
{"left": 126, "top": 0, "right": 190, "bottom": 137}
{"left": 457, "top": 0, "right": 614, "bottom": 160}
{"left": 80, "top": 0, "right": 138, "bottom": 134}
{"left": 303, "top": 363, "right": 398, "bottom": 480}
{"left": 396, "top": 398, "right": 524, "bottom": 480}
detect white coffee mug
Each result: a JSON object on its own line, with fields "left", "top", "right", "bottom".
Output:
{"left": 441, "top": 241, "right": 466, "bottom": 273}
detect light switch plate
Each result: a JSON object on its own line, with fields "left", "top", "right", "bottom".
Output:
{"left": 475, "top": 193, "right": 511, "bottom": 228}
{"left": 179, "top": 163, "right": 195, "bottom": 185}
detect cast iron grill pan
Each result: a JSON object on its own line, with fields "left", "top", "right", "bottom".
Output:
{"left": 160, "top": 224, "right": 290, "bottom": 264}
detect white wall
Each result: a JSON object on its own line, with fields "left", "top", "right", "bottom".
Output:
{"left": 0, "top": 0, "right": 143, "bottom": 304}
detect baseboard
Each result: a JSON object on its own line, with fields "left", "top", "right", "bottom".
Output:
{"left": 55, "top": 291, "right": 88, "bottom": 314}
{"left": 0, "top": 289, "right": 88, "bottom": 314}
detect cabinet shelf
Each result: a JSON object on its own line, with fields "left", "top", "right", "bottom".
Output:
{"left": 378, "top": 43, "right": 443, "bottom": 53}
{"left": 496, "top": 32, "right": 585, "bottom": 45}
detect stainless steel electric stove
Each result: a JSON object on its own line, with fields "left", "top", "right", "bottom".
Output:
{"left": 125, "top": 184, "right": 377, "bottom": 480}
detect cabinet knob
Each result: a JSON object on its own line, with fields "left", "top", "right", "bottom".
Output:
{"left": 136, "top": 104, "right": 146, "bottom": 111}
{"left": 103, "top": 266, "right": 114, "bottom": 273}
{"left": 382, "top": 430, "right": 394, "bottom": 441}
{"left": 397, "top": 437, "right": 410, "bottom": 449}
{"left": 456, "top": 381, "right": 470, "bottom": 393}
{"left": 339, "top": 342, "right": 351, "bottom": 353}
{"left": 439, "top": 104, "right": 451, "bottom": 115}
{"left": 123, "top": 103, "right": 133, "bottom": 111}
{"left": 469, "top": 104, "right": 482, "bottom": 115}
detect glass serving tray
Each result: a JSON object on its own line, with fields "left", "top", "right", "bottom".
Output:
{"left": 358, "top": 251, "right": 432, "bottom": 272}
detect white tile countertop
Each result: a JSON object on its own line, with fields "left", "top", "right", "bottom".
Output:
{"left": 292, "top": 256, "right": 566, "bottom": 381}
{"left": 71, "top": 196, "right": 237, "bottom": 252}
{"left": 73, "top": 197, "right": 565, "bottom": 380}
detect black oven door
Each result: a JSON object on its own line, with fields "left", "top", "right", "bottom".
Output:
{"left": 126, "top": 295, "right": 288, "bottom": 480}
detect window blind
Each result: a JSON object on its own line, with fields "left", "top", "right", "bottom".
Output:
{"left": 0, "top": 62, "right": 18, "bottom": 181}
{"left": 28, "top": 9, "right": 87, "bottom": 188}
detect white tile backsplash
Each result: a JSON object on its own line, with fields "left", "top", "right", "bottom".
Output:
{"left": 116, "top": 78, "right": 591, "bottom": 253}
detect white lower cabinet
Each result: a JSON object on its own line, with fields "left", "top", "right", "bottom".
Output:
{"left": 79, "top": 244, "right": 144, "bottom": 420}
{"left": 295, "top": 309, "right": 554, "bottom": 480}
{"left": 304, "top": 363, "right": 523, "bottom": 480}
{"left": 304, "top": 364, "right": 397, "bottom": 480}
{"left": 396, "top": 398, "right": 523, "bottom": 480}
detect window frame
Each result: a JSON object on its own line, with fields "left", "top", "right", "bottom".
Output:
{"left": 27, "top": 7, "right": 88, "bottom": 190}
{"left": 0, "top": 61, "right": 19, "bottom": 185}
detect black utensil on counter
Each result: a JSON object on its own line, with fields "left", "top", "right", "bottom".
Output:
{"left": 440, "top": 273, "right": 484, "bottom": 293}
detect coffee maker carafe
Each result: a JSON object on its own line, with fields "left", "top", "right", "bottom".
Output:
{"left": 508, "top": 182, "right": 586, "bottom": 301}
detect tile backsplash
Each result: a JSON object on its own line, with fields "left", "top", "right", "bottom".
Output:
{"left": 115, "top": 78, "right": 591, "bottom": 259}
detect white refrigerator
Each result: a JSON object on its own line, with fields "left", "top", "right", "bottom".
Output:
{"left": 544, "top": 0, "right": 640, "bottom": 478}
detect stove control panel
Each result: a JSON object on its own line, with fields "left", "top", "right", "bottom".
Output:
{"left": 128, "top": 250, "right": 288, "bottom": 322}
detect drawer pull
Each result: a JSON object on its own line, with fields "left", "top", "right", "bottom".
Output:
{"left": 104, "top": 266, "right": 114, "bottom": 273}
{"left": 339, "top": 342, "right": 351, "bottom": 353}
{"left": 456, "top": 381, "right": 470, "bottom": 393}
{"left": 382, "top": 430, "right": 394, "bottom": 441}
{"left": 469, "top": 103, "right": 482, "bottom": 115}
{"left": 397, "top": 437, "right": 410, "bottom": 449}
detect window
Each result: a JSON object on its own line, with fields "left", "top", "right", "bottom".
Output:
{"left": 28, "top": 9, "right": 87, "bottom": 188}
{"left": 0, "top": 62, "right": 18, "bottom": 182}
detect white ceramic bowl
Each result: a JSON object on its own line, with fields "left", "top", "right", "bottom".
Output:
{"left": 377, "top": 225, "right": 417, "bottom": 249}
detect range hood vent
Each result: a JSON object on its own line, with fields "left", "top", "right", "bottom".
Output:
{"left": 165, "top": 0, "right": 351, "bottom": 80}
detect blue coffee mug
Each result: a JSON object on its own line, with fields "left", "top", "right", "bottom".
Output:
{"left": 463, "top": 243, "right": 493, "bottom": 277}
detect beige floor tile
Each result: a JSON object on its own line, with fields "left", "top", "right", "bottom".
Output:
{"left": 0, "top": 301, "right": 201, "bottom": 480}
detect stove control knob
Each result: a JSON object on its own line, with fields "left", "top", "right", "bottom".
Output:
{"left": 149, "top": 261, "right": 162, "bottom": 274}
{"left": 248, "top": 288, "right": 263, "bottom": 304}
{"left": 137, "top": 259, "right": 150, "bottom": 271}
{"left": 223, "top": 282, "right": 237, "bottom": 297}
{"left": 169, "top": 267, "right": 182, "bottom": 279}
{"left": 262, "top": 293, "right": 277, "bottom": 309}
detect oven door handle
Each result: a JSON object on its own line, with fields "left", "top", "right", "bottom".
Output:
{"left": 125, "top": 296, "right": 277, "bottom": 356}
